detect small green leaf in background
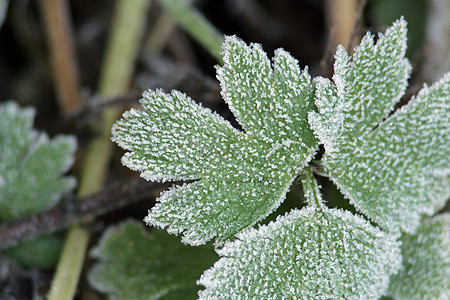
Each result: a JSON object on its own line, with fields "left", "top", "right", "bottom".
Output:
{"left": 0, "top": 101, "right": 77, "bottom": 221}
{"left": 0, "top": 101, "right": 76, "bottom": 269}
{"left": 388, "top": 213, "right": 450, "bottom": 300}
{"left": 199, "top": 196, "right": 401, "bottom": 299}
{"left": 89, "top": 221, "right": 218, "bottom": 300}
{"left": 309, "top": 19, "right": 450, "bottom": 233}
{"left": 370, "top": 0, "right": 428, "bottom": 59}
{"left": 3, "top": 234, "right": 63, "bottom": 270}
{"left": 112, "top": 36, "right": 318, "bottom": 246}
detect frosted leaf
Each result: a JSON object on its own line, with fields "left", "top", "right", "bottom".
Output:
{"left": 310, "top": 18, "right": 410, "bottom": 153}
{"left": 309, "top": 19, "right": 450, "bottom": 233}
{"left": 307, "top": 77, "right": 344, "bottom": 154}
{"left": 89, "top": 221, "right": 217, "bottom": 300}
{"left": 113, "top": 89, "right": 243, "bottom": 182}
{"left": 198, "top": 206, "right": 401, "bottom": 299}
{"left": 112, "top": 37, "right": 317, "bottom": 245}
{"left": 0, "top": 101, "right": 76, "bottom": 221}
{"left": 218, "top": 36, "right": 317, "bottom": 156}
{"left": 334, "top": 18, "right": 410, "bottom": 143}
{"left": 146, "top": 168, "right": 293, "bottom": 246}
{"left": 388, "top": 213, "right": 450, "bottom": 299}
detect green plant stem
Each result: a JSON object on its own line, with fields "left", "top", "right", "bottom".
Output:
{"left": 300, "top": 168, "right": 326, "bottom": 209}
{"left": 144, "top": 0, "right": 192, "bottom": 55}
{"left": 79, "top": 0, "right": 151, "bottom": 193}
{"left": 46, "top": 226, "right": 89, "bottom": 300}
{"left": 157, "top": 0, "right": 224, "bottom": 63}
{"left": 97, "top": 0, "right": 152, "bottom": 97}
{"left": 78, "top": 109, "right": 120, "bottom": 194}
{"left": 47, "top": 0, "right": 151, "bottom": 299}
{"left": 144, "top": 11, "right": 177, "bottom": 54}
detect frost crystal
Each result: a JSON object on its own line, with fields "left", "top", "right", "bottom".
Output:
{"left": 388, "top": 213, "right": 450, "bottom": 300}
{"left": 112, "top": 36, "right": 318, "bottom": 245}
{"left": 198, "top": 206, "right": 401, "bottom": 299}
{"left": 0, "top": 101, "right": 76, "bottom": 221}
{"left": 309, "top": 18, "right": 450, "bottom": 233}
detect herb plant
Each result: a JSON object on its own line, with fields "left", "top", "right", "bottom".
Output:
{"left": 0, "top": 101, "right": 77, "bottom": 269}
{"left": 100, "top": 18, "right": 449, "bottom": 299}
{"left": 0, "top": 101, "right": 76, "bottom": 222}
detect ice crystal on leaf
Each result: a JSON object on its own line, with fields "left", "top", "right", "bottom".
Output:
{"left": 388, "top": 213, "right": 450, "bottom": 300}
{"left": 109, "top": 18, "right": 450, "bottom": 299}
{"left": 112, "top": 36, "right": 318, "bottom": 245}
{"left": 309, "top": 18, "right": 450, "bottom": 233}
{"left": 89, "top": 221, "right": 217, "bottom": 300}
{"left": 198, "top": 176, "right": 401, "bottom": 299}
{"left": 0, "top": 101, "right": 76, "bottom": 221}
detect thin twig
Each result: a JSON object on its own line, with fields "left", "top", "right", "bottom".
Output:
{"left": 0, "top": 178, "right": 158, "bottom": 251}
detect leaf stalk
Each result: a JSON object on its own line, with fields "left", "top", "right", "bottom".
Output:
{"left": 300, "top": 168, "right": 326, "bottom": 209}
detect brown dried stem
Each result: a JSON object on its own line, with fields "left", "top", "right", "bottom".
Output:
{"left": 320, "top": 0, "right": 367, "bottom": 76}
{"left": 39, "top": 0, "right": 82, "bottom": 116}
{"left": 0, "top": 178, "right": 157, "bottom": 251}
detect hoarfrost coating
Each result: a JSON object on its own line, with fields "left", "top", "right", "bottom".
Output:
{"left": 309, "top": 18, "right": 450, "bottom": 233}
{"left": 112, "top": 36, "right": 318, "bottom": 245}
{"left": 199, "top": 207, "right": 401, "bottom": 299}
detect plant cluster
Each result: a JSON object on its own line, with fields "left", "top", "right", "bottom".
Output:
{"left": 1, "top": 17, "right": 448, "bottom": 299}
{"left": 100, "top": 18, "right": 450, "bottom": 299}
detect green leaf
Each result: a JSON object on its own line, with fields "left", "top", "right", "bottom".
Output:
{"left": 0, "top": 101, "right": 76, "bottom": 221}
{"left": 309, "top": 18, "right": 411, "bottom": 152}
{"left": 389, "top": 213, "right": 450, "bottom": 300}
{"left": 199, "top": 206, "right": 401, "bottom": 299}
{"left": 388, "top": 213, "right": 450, "bottom": 300}
{"left": 3, "top": 234, "right": 63, "bottom": 270}
{"left": 309, "top": 19, "right": 450, "bottom": 233}
{"left": 89, "top": 221, "right": 217, "bottom": 300}
{"left": 0, "top": 101, "right": 76, "bottom": 269}
{"left": 112, "top": 36, "right": 318, "bottom": 245}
